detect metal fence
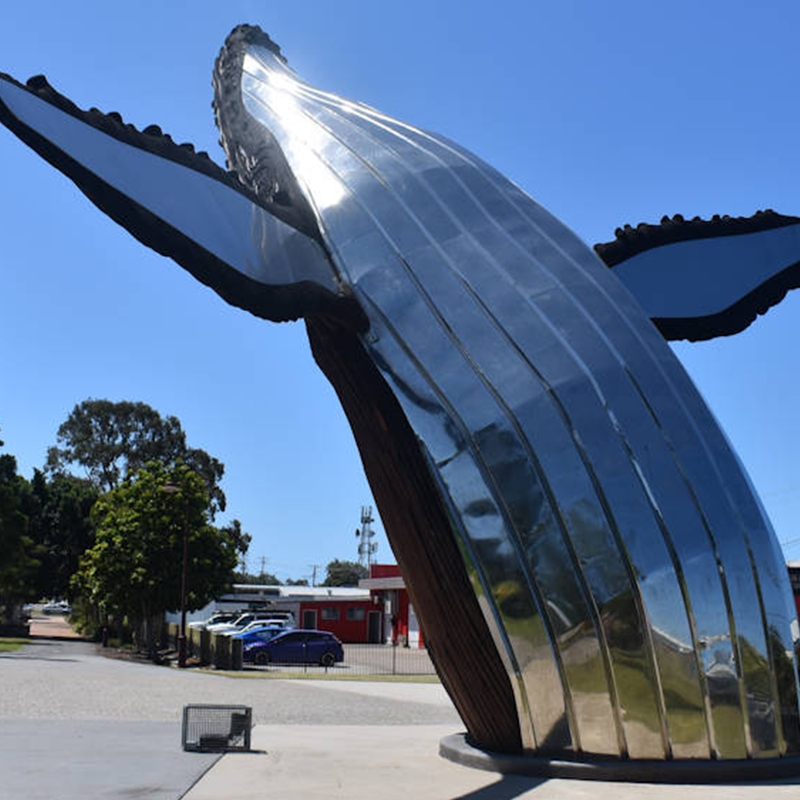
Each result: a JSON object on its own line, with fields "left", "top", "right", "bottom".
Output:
{"left": 167, "top": 623, "right": 438, "bottom": 676}
{"left": 244, "top": 644, "right": 437, "bottom": 676}
{"left": 343, "top": 643, "right": 437, "bottom": 676}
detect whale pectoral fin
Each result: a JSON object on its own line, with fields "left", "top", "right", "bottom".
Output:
{"left": 0, "top": 73, "right": 361, "bottom": 325}
{"left": 595, "top": 211, "right": 800, "bottom": 341}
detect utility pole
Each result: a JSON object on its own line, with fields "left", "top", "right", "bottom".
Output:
{"left": 356, "top": 505, "right": 378, "bottom": 569}
{"left": 308, "top": 564, "right": 321, "bottom": 587}
{"left": 161, "top": 481, "right": 190, "bottom": 669}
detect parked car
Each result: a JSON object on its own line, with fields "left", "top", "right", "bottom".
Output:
{"left": 42, "top": 601, "right": 71, "bottom": 615}
{"left": 223, "top": 618, "right": 293, "bottom": 637}
{"left": 208, "top": 612, "right": 292, "bottom": 635}
{"left": 206, "top": 612, "right": 264, "bottom": 634}
{"left": 243, "top": 629, "right": 344, "bottom": 667}
{"left": 232, "top": 625, "right": 286, "bottom": 647}
{"left": 188, "top": 611, "right": 240, "bottom": 631}
{"left": 266, "top": 610, "right": 295, "bottom": 626}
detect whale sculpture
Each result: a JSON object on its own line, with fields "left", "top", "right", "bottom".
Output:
{"left": 2, "top": 24, "right": 799, "bottom": 778}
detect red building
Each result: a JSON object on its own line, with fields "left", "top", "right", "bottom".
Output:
{"left": 186, "top": 584, "right": 381, "bottom": 644}
{"left": 298, "top": 595, "right": 382, "bottom": 643}
{"left": 359, "top": 564, "right": 424, "bottom": 648}
{"left": 184, "top": 568, "right": 422, "bottom": 645}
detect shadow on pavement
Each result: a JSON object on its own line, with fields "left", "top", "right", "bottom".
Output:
{"left": 1, "top": 638, "right": 82, "bottom": 661}
{"left": 0, "top": 720, "right": 220, "bottom": 800}
{"left": 451, "top": 775, "right": 547, "bottom": 799}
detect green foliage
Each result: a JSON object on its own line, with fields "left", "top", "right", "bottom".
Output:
{"left": 219, "top": 519, "right": 252, "bottom": 560}
{"left": 0, "top": 638, "right": 28, "bottom": 653}
{"left": 0, "top": 452, "right": 39, "bottom": 619}
{"left": 47, "top": 398, "right": 226, "bottom": 516}
{"left": 73, "top": 464, "right": 244, "bottom": 640}
{"left": 47, "top": 399, "right": 182, "bottom": 490}
{"left": 321, "top": 559, "right": 368, "bottom": 587}
{"left": 234, "top": 571, "right": 282, "bottom": 585}
{"left": 28, "top": 470, "right": 98, "bottom": 601}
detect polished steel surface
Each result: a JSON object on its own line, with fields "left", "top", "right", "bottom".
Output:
{"left": 235, "top": 42, "right": 800, "bottom": 759}
{"left": 0, "top": 78, "right": 338, "bottom": 294}
{"left": 613, "top": 223, "right": 800, "bottom": 319}
{"left": 1, "top": 23, "right": 797, "bottom": 770}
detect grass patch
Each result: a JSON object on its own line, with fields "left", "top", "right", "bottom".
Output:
{"left": 0, "top": 638, "right": 29, "bottom": 653}
{"left": 201, "top": 668, "right": 441, "bottom": 683}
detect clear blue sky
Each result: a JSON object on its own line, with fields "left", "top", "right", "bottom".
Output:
{"left": 1, "top": 1, "right": 799, "bottom": 580}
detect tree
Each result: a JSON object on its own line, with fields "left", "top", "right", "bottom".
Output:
{"left": 321, "top": 559, "right": 368, "bottom": 587}
{"left": 73, "top": 463, "right": 245, "bottom": 653}
{"left": 225, "top": 520, "right": 284, "bottom": 585}
{"left": 219, "top": 519, "right": 252, "bottom": 564}
{"left": 28, "top": 470, "right": 98, "bottom": 602}
{"left": 47, "top": 398, "right": 226, "bottom": 516}
{"left": 0, "top": 447, "right": 39, "bottom": 622}
{"left": 233, "top": 569, "right": 282, "bottom": 585}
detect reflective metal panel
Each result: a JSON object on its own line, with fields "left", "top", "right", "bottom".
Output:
{"left": 3, "top": 25, "right": 797, "bottom": 769}
{"left": 202, "top": 33, "right": 800, "bottom": 764}
{"left": 0, "top": 79, "right": 337, "bottom": 293}
{"left": 612, "top": 225, "right": 800, "bottom": 319}
{"left": 230, "top": 39, "right": 800, "bottom": 761}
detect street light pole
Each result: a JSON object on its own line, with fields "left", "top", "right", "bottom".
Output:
{"left": 163, "top": 482, "right": 190, "bottom": 668}
{"left": 178, "top": 498, "right": 189, "bottom": 668}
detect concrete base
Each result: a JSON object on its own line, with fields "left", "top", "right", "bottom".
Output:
{"left": 183, "top": 725, "right": 800, "bottom": 799}
{"left": 440, "top": 733, "right": 800, "bottom": 784}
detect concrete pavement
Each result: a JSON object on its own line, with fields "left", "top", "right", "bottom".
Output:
{"left": 182, "top": 723, "right": 800, "bottom": 800}
{"left": 0, "top": 720, "right": 220, "bottom": 800}
{"left": 5, "top": 622, "right": 800, "bottom": 799}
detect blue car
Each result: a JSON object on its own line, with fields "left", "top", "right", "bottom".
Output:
{"left": 232, "top": 625, "right": 286, "bottom": 647}
{"left": 243, "top": 629, "right": 344, "bottom": 667}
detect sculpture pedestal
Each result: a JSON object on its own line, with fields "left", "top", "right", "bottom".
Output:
{"left": 440, "top": 732, "right": 800, "bottom": 783}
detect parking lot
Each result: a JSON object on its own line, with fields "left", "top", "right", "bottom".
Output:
{"left": 238, "top": 642, "right": 437, "bottom": 676}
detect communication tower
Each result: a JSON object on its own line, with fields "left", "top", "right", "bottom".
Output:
{"left": 356, "top": 505, "right": 378, "bottom": 569}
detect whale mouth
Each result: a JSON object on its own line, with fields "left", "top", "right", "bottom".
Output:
{"left": 210, "top": 25, "right": 368, "bottom": 330}
{"left": 213, "top": 25, "right": 324, "bottom": 245}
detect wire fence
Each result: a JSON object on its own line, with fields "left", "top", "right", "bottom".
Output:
{"left": 169, "top": 623, "right": 438, "bottom": 676}
{"left": 244, "top": 644, "right": 438, "bottom": 677}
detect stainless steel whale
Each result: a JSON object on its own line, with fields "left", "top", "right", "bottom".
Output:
{"left": 1, "top": 24, "right": 798, "bottom": 774}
